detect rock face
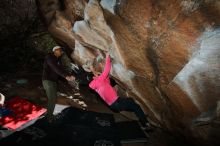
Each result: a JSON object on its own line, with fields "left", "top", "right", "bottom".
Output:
{"left": 37, "top": 0, "right": 220, "bottom": 144}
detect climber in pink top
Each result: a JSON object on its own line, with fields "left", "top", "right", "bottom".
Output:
{"left": 89, "top": 53, "right": 151, "bottom": 131}
{"left": 89, "top": 54, "right": 118, "bottom": 105}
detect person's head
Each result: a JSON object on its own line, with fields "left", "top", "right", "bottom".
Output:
{"left": 83, "top": 60, "right": 103, "bottom": 77}
{"left": 90, "top": 66, "right": 100, "bottom": 78}
{"left": 89, "top": 59, "right": 105, "bottom": 78}
{"left": 52, "top": 46, "right": 63, "bottom": 57}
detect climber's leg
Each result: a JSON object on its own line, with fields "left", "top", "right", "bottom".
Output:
{"left": 110, "top": 97, "right": 149, "bottom": 127}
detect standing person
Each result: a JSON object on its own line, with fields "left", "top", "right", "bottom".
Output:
{"left": 89, "top": 53, "right": 151, "bottom": 130}
{"left": 42, "top": 46, "right": 75, "bottom": 121}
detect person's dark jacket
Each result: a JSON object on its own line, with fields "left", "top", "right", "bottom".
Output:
{"left": 42, "top": 53, "right": 69, "bottom": 82}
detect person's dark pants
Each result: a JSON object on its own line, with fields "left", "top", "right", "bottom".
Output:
{"left": 110, "top": 97, "right": 148, "bottom": 127}
{"left": 42, "top": 80, "right": 57, "bottom": 119}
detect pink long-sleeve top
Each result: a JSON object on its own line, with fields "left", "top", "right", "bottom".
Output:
{"left": 89, "top": 55, "right": 118, "bottom": 105}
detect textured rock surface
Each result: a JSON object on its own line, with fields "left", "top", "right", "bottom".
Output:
{"left": 37, "top": 0, "right": 220, "bottom": 144}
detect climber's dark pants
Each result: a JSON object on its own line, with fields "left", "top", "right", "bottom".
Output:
{"left": 42, "top": 80, "right": 57, "bottom": 119}
{"left": 110, "top": 97, "right": 148, "bottom": 126}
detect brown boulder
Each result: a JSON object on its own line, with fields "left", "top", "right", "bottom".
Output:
{"left": 37, "top": 0, "right": 220, "bottom": 144}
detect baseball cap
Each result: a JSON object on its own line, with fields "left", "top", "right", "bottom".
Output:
{"left": 52, "top": 46, "right": 62, "bottom": 52}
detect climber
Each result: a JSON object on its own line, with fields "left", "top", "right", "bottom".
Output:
{"left": 42, "top": 46, "right": 75, "bottom": 121}
{"left": 88, "top": 53, "right": 151, "bottom": 131}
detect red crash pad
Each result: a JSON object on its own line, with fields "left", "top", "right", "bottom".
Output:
{"left": 0, "top": 97, "right": 46, "bottom": 130}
